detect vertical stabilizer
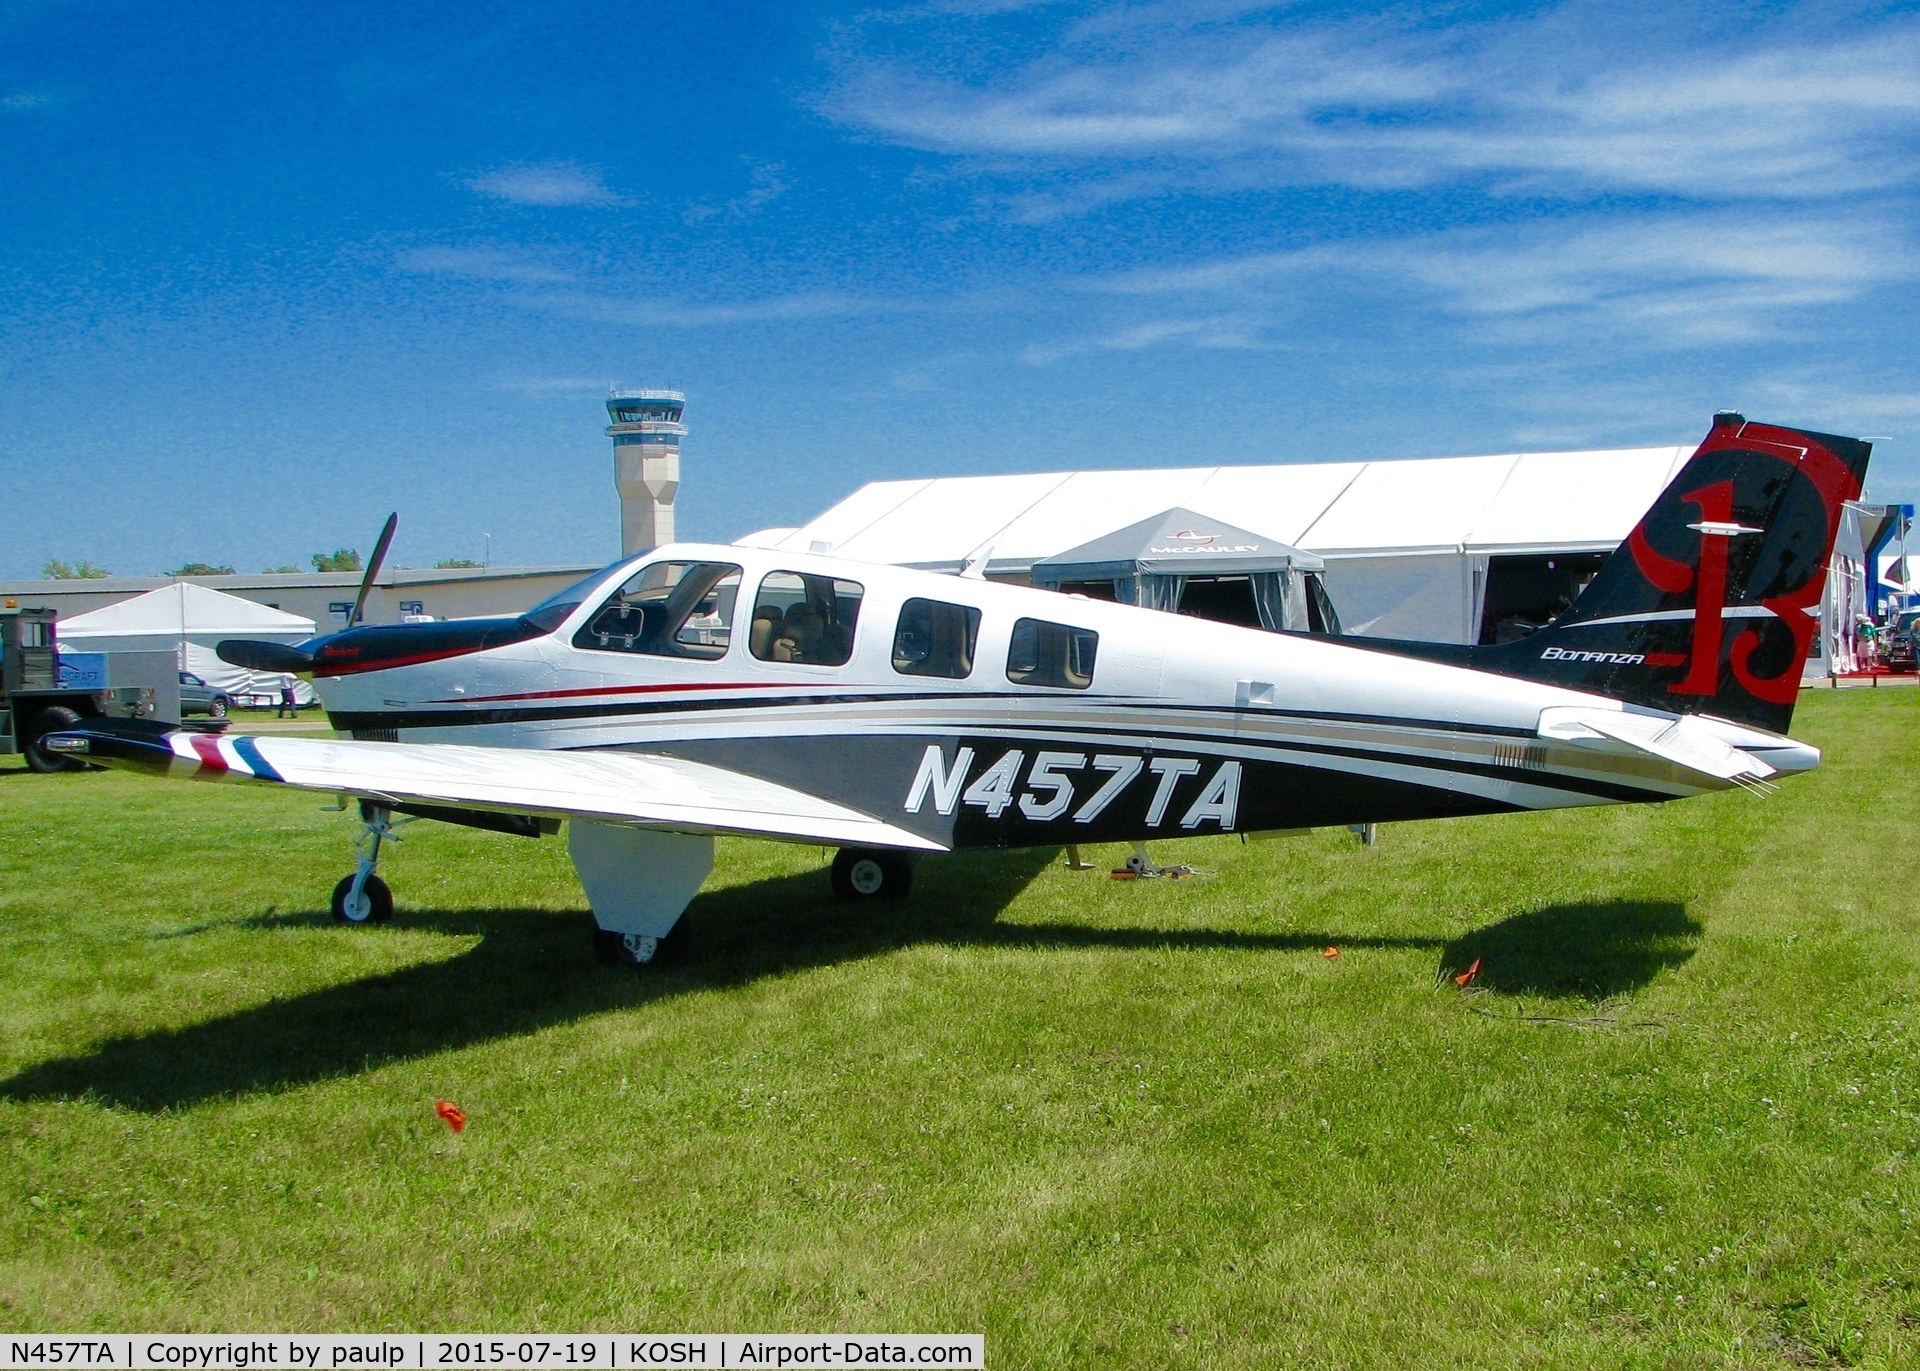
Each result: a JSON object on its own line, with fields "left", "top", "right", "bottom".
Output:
{"left": 1450, "top": 415, "right": 1870, "bottom": 733}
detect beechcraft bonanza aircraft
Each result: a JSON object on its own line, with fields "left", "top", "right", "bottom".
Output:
{"left": 48, "top": 414, "right": 1869, "bottom": 966}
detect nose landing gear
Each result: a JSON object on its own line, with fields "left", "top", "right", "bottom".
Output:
{"left": 593, "top": 929, "right": 662, "bottom": 966}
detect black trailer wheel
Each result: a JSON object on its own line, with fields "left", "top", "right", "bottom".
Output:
{"left": 831, "top": 848, "right": 914, "bottom": 901}
{"left": 209, "top": 696, "right": 229, "bottom": 718}
{"left": 330, "top": 873, "right": 393, "bottom": 924}
{"left": 24, "top": 705, "right": 85, "bottom": 773}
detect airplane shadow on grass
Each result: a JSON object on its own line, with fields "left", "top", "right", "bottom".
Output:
{"left": 0, "top": 850, "right": 1699, "bottom": 1112}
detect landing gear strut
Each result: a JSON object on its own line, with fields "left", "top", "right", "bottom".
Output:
{"left": 330, "top": 802, "right": 409, "bottom": 923}
{"left": 831, "top": 848, "right": 914, "bottom": 901}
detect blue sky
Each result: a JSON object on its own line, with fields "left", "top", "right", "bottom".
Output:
{"left": 3, "top": 0, "right": 1918, "bottom": 578}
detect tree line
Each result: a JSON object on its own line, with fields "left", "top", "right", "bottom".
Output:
{"left": 43, "top": 552, "right": 487, "bottom": 578}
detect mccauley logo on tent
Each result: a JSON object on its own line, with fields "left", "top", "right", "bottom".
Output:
{"left": 1147, "top": 542, "right": 1261, "bottom": 555}
{"left": 1168, "top": 530, "right": 1218, "bottom": 544}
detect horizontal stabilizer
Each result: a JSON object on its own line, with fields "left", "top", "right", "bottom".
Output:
{"left": 1537, "top": 706, "right": 1778, "bottom": 792}
{"left": 48, "top": 720, "right": 946, "bottom": 852}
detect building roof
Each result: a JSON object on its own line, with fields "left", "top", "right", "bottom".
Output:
{"left": 759, "top": 446, "right": 1695, "bottom": 572}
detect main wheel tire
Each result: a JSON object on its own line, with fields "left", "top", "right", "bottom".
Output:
{"left": 330, "top": 873, "right": 393, "bottom": 924}
{"left": 208, "top": 697, "right": 229, "bottom": 718}
{"left": 830, "top": 848, "right": 914, "bottom": 901}
{"left": 594, "top": 926, "right": 665, "bottom": 967}
{"left": 24, "top": 705, "right": 85, "bottom": 773}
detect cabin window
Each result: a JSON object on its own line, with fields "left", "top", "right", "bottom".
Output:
{"left": 749, "top": 571, "right": 864, "bottom": 666}
{"left": 573, "top": 560, "right": 742, "bottom": 660}
{"left": 1006, "top": 617, "right": 1098, "bottom": 689}
{"left": 893, "top": 598, "right": 981, "bottom": 679}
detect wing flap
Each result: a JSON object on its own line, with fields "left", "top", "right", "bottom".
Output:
{"left": 57, "top": 723, "right": 945, "bottom": 852}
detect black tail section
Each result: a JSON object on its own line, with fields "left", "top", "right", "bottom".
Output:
{"left": 1385, "top": 415, "right": 1870, "bottom": 734}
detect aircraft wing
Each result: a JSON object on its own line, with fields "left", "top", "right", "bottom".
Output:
{"left": 1536, "top": 706, "right": 1778, "bottom": 789}
{"left": 49, "top": 721, "right": 945, "bottom": 852}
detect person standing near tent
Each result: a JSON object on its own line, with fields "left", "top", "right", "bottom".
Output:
{"left": 277, "top": 674, "right": 298, "bottom": 719}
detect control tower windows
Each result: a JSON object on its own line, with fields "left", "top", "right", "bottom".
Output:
{"left": 893, "top": 598, "right": 981, "bottom": 679}
{"left": 610, "top": 406, "right": 683, "bottom": 425}
{"left": 750, "top": 571, "right": 864, "bottom": 666}
{"left": 1007, "top": 618, "right": 1098, "bottom": 689}
{"left": 574, "top": 561, "right": 741, "bottom": 660}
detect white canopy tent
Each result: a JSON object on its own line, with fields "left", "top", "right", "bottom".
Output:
{"left": 745, "top": 446, "right": 1695, "bottom": 643}
{"left": 58, "top": 583, "right": 318, "bottom": 705}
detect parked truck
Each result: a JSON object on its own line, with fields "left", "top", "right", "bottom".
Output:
{"left": 1, "top": 604, "right": 180, "bottom": 771}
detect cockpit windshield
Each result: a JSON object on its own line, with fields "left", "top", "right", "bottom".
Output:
{"left": 520, "top": 558, "right": 638, "bottom": 633}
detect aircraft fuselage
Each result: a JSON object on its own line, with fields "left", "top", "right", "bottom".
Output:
{"left": 304, "top": 543, "right": 1815, "bottom": 853}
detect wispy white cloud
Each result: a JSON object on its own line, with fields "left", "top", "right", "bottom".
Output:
{"left": 2, "top": 91, "right": 50, "bottom": 109}
{"left": 1070, "top": 209, "right": 1915, "bottom": 350}
{"left": 684, "top": 158, "right": 792, "bottom": 223}
{"left": 519, "top": 289, "right": 882, "bottom": 327}
{"left": 1754, "top": 376, "right": 1920, "bottom": 427}
{"left": 466, "top": 161, "right": 628, "bottom": 207}
{"left": 395, "top": 246, "right": 573, "bottom": 283}
{"left": 494, "top": 376, "right": 614, "bottom": 395}
{"left": 828, "top": 7, "right": 1920, "bottom": 202}
{"left": 1023, "top": 312, "right": 1260, "bottom": 363}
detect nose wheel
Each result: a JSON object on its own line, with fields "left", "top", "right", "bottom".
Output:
{"left": 593, "top": 928, "right": 662, "bottom": 966}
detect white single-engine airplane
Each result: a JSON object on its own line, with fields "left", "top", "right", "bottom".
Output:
{"left": 49, "top": 415, "right": 1869, "bottom": 966}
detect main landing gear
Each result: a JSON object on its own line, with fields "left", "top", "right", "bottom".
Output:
{"left": 330, "top": 802, "right": 411, "bottom": 923}
{"left": 830, "top": 848, "right": 915, "bottom": 901}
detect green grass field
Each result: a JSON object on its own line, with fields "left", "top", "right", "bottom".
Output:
{"left": 2, "top": 691, "right": 1917, "bottom": 1366}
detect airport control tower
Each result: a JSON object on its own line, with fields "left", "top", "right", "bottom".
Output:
{"left": 607, "top": 389, "right": 685, "bottom": 555}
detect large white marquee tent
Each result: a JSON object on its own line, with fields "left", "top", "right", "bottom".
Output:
{"left": 745, "top": 445, "right": 1697, "bottom": 643}
{"left": 57, "top": 582, "right": 318, "bottom": 705}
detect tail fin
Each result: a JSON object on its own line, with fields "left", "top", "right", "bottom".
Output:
{"left": 1487, "top": 413, "right": 1870, "bottom": 733}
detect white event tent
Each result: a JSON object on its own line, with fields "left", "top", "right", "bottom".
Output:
{"left": 58, "top": 583, "right": 318, "bottom": 705}
{"left": 744, "top": 446, "right": 1696, "bottom": 643}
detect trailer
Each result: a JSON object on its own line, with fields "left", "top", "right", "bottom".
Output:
{"left": 1, "top": 604, "right": 180, "bottom": 772}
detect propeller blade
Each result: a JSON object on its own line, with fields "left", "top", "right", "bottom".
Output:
{"left": 349, "top": 513, "right": 398, "bottom": 627}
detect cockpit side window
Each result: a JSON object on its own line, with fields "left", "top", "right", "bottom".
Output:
{"left": 748, "top": 571, "right": 864, "bottom": 666}
{"left": 892, "top": 598, "right": 981, "bottom": 679}
{"left": 573, "top": 561, "right": 742, "bottom": 660}
{"left": 1006, "top": 618, "right": 1098, "bottom": 689}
